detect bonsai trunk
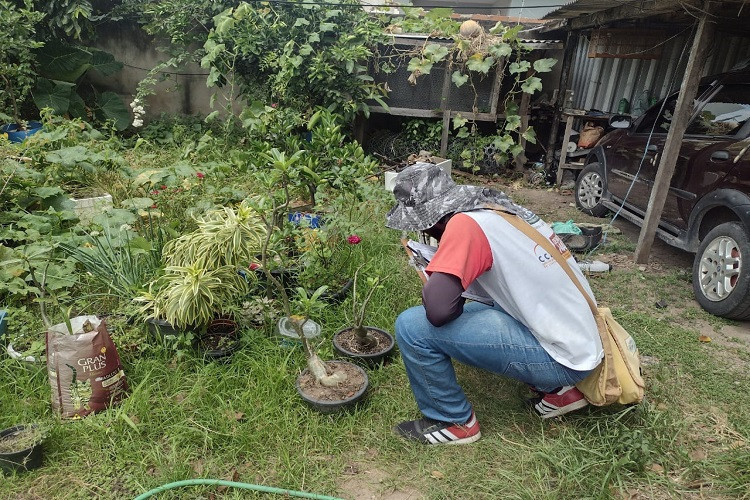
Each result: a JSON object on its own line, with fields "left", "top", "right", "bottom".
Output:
{"left": 353, "top": 325, "right": 377, "bottom": 349}
{"left": 295, "top": 321, "right": 347, "bottom": 387}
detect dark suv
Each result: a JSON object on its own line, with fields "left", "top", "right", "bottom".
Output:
{"left": 574, "top": 68, "right": 750, "bottom": 320}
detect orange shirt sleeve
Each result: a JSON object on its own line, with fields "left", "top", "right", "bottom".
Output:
{"left": 425, "top": 213, "right": 493, "bottom": 289}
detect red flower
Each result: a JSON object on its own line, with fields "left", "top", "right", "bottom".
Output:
{"left": 271, "top": 103, "right": 278, "bottom": 108}
{"left": 196, "top": 172, "right": 205, "bottom": 179}
{"left": 150, "top": 204, "right": 158, "bottom": 209}
{"left": 347, "top": 235, "right": 361, "bottom": 245}
{"left": 249, "top": 263, "right": 260, "bottom": 270}
{"left": 160, "top": 185, "right": 167, "bottom": 190}
{"left": 151, "top": 190, "right": 160, "bottom": 195}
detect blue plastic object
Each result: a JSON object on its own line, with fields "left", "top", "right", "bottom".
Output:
{"left": 1, "top": 121, "right": 42, "bottom": 143}
{"left": 288, "top": 212, "right": 322, "bottom": 229}
{"left": 0, "top": 310, "right": 7, "bottom": 340}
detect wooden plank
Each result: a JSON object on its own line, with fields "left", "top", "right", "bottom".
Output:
{"left": 556, "top": 114, "right": 575, "bottom": 185}
{"left": 368, "top": 106, "right": 502, "bottom": 122}
{"left": 489, "top": 57, "right": 506, "bottom": 116}
{"left": 634, "top": 2, "right": 716, "bottom": 264}
{"left": 567, "top": 0, "right": 701, "bottom": 31}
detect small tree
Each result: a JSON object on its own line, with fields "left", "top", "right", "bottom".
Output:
{"left": 348, "top": 267, "right": 383, "bottom": 350}
{"left": 250, "top": 147, "right": 348, "bottom": 387}
{"left": 0, "top": 1, "right": 44, "bottom": 127}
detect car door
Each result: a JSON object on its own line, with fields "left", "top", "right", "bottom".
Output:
{"left": 605, "top": 93, "right": 679, "bottom": 210}
{"left": 671, "top": 83, "right": 750, "bottom": 227}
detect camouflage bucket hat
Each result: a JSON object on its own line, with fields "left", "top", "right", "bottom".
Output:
{"left": 385, "top": 162, "right": 519, "bottom": 231}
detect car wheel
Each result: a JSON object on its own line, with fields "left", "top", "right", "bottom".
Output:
{"left": 692, "top": 222, "right": 750, "bottom": 320}
{"left": 574, "top": 163, "right": 609, "bottom": 217}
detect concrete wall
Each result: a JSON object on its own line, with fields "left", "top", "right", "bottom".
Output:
{"left": 87, "top": 21, "right": 225, "bottom": 121}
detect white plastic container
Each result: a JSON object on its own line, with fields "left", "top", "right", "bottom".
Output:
{"left": 277, "top": 317, "right": 321, "bottom": 345}
{"left": 71, "top": 194, "right": 113, "bottom": 225}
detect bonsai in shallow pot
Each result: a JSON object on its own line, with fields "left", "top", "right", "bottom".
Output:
{"left": 250, "top": 148, "right": 368, "bottom": 412}
{"left": 332, "top": 268, "right": 395, "bottom": 366}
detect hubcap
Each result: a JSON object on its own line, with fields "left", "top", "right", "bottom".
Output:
{"left": 698, "top": 236, "right": 742, "bottom": 301}
{"left": 577, "top": 171, "right": 603, "bottom": 209}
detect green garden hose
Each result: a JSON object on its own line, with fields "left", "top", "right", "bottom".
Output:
{"left": 133, "top": 479, "right": 343, "bottom": 500}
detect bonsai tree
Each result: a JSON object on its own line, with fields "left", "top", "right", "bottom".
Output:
{"left": 250, "top": 147, "right": 348, "bottom": 387}
{"left": 348, "top": 267, "right": 383, "bottom": 350}
{"left": 0, "top": 1, "right": 44, "bottom": 128}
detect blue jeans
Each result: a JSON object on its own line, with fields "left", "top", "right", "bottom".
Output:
{"left": 395, "top": 302, "right": 592, "bottom": 423}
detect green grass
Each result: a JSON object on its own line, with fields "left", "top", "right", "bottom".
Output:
{"left": 2, "top": 142, "right": 749, "bottom": 499}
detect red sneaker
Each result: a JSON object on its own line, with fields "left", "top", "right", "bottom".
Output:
{"left": 531, "top": 386, "right": 589, "bottom": 419}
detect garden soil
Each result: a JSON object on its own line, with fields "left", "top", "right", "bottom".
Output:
{"left": 334, "top": 327, "right": 392, "bottom": 355}
{"left": 298, "top": 361, "right": 366, "bottom": 401}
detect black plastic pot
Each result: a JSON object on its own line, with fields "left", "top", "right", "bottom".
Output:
{"left": 295, "top": 360, "right": 369, "bottom": 414}
{"left": 332, "top": 326, "right": 396, "bottom": 367}
{"left": 198, "top": 318, "right": 240, "bottom": 361}
{"left": 0, "top": 425, "right": 43, "bottom": 473}
{"left": 316, "top": 278, "right": 354, "bottom": 304}
{"left": 145, "top": 318, "right": 182, "bottom": 338}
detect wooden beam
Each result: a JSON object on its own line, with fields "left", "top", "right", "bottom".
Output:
{"left": 544, "top": 31, "right": 578, "bottom": 172}
{"left": 567, "top": 0, "right": 701, "bottom": 31}
{"left": 368, "top": 106, "right": 502, "bottom": 122}
{"left": 440, "top": 56, "right": 453, "bottom": 156}
{"left": 634, "top": 2, "right": 716, "bottom": 264}
{"left": 514, "top": 55, "right": 537, "bottom": 171}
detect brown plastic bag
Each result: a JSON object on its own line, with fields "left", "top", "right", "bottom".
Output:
{"left": 46, "top": 316, "right": 128, "bottom": 418}
{"left": 578, "top": 122, "right": 605, "bottom": 148}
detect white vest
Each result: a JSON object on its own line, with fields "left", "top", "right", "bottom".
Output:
{"left": 464, "top": 210, "right": 603, "bottom": 371}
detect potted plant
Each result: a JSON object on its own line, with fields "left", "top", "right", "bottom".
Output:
{"left": 332, "top": 268, "right": 395, "bottom": 366}
{"left": 0, "top": 2, "right": 44, "bottom": 142}
{"left": 136, "top": 201, "right": 266, "bottom": 357}
{"left": 251, "top": 147, "right": 369, "bottom": 413}
{"left": 0, "top": 425, "right": 45, "bottom": 473}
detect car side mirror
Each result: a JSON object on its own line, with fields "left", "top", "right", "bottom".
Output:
{"left": 609, "top": 114, "right": 632, "bottom": 129}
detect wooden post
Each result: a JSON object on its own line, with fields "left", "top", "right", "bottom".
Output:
{"left": 544, "top": 31, "right": 578, "bottom": 173}
{"left": 555, "top": 114, "right": 575, "bottom": 185}
{"left": 440, "top": 56, "right": 453, "bottom": 156}
{"left": 514, "top": 57, "right": 537, "bottom": 171}
{"left": 634, "top": 3, "right": 716, "bottom": 263}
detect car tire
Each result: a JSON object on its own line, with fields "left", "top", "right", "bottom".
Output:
{"left": 692, "top": 222, "right": 750, "bottom": 320}
{"left": 574, "top": 163, "right": 609, "bottom": 217}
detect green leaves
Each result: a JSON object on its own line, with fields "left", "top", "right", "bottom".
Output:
{"left": 521, "top": 76, "right": 543, "bottom": 95}
{"left": 36, "top": 44, "right": 92, "bottom": 83}
{"left": 489, "top": 42, "right": 512, "bottom": 58}
{"left": 533, "top": 58, "right": 557, "bottom": 73}
{"left": 451, "top": 71, "right": 469, "bottom": 87}
{"left": 33, "top": 78, "right": 76, "bottom": 114}
{"left": 466, "top": 54, "right": 495, "bottom": 74}
{"left": 89, "top": 49, "right": 123, "bottom": 77}
{"left": 509, "top": 61, "right": 531, "bottom": 75}
{"left": 97, "top": 91, "right": 130, "bottom": 131}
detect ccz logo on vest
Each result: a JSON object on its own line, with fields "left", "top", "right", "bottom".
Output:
{"left": 534, "top": 244, "right": 555, "bottom": 267}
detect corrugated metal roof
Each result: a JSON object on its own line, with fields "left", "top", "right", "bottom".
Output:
{"left": 543, "top": 0, "right": 634, "bottom": 20}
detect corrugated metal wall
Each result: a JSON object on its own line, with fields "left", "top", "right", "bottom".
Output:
{"left": 567, "top": 30, "right": 750, "bottom": 115}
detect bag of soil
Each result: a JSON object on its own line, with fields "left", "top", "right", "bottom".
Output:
{"left": 46, "top": 316, "right": 128, "bottom": 418}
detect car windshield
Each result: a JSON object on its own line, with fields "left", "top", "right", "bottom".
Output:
{"left": 685, "top": 84, "right": 750, "bottom": 136}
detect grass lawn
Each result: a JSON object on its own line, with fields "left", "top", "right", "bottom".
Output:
{"left": 2, "top": 167, "right": 748, "bottom": 499}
